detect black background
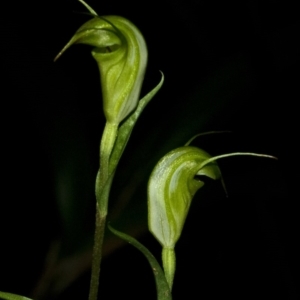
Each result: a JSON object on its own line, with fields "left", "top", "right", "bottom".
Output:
{"left": 0, "top": 0, "right": 299, "bottom": 299}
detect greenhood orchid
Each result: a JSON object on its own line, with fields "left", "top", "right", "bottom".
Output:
{"left": 148, "top": 145, "right": 276, "bottom": 289}
{"left": 55, "top": 15, "right": 147, "bottom": 126}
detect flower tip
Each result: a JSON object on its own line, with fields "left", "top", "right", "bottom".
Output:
{"left": 54, "top": 44, "right": 69, "bottom": 62}
{"left": 54, "top": 38, "right": 76, "bottom": 62}
{"left": 53, "top": 51, "right": 62, "bottom": 62}
{"left": 257, "top": 153, "right": 278, "bottom": 160}
{"left": 78, "top": 0, "right": 98, "bottom": 16}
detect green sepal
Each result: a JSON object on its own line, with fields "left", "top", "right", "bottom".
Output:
{"left": 198, "top": 152, "right": 277, "bottom": 170}
{"left": 108, "top": 225, "right": 172, "bottom": 300}
{"left": 184, "top": 131, "right": 230, "bottom": 146}
{"left": 0, "top": 292, "right": 33, "bottom": 300}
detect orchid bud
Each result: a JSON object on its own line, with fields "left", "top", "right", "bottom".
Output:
{"left": 55, "top": 15, "right": 147, "bottom": 125}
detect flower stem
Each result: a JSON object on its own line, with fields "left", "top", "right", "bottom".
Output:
{"left": 89, "top": 206, "right": 106, "bottom": 300}
{"left": 88, "top": 121, "right": 118, "bottom": 300}
{"left": 98, "top": 122, "right": 118, "bottom": 212}
{"left": 162, "top": 247, "right": 176, "bottom": 291}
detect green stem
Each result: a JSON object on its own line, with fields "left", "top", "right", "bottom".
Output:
{"left": 162, "top": 247, "right": 176, "bottom": 291}
{"left": 88, "top": 121, "right": 118, "bottom": 300}
{"left": 98, "top": 122, "right": 118, "bottom": 208}
{"left": 89, "top": 206, "right": 106, "bottom": 300}
{"left": 97, "top": 122, "right": 118, "bottom": 214}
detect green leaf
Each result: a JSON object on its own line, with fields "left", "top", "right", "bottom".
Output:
{"left": 95, "top": 73, "right": 164, "bottom": 203}
{"left": 108, "top": 225, "right": 172, "bottom": 300}
{"left": 109, "top": 72, "right": 164, "bottom": 175}
{"left": 0, "top": 292, "right": 33, "bottom": 300}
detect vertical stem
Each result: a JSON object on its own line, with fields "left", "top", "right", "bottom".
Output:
{"left": 88, "top": 121, "right": 118, "bottom": 300}
{"left": 89, "top": 205, "right": 106, "bottom": 300}
{"left": 97, "top": 122, "right": 118, "bottom": 211}
{"left": 162, "top": 247, "right": 176, "bottom": 291}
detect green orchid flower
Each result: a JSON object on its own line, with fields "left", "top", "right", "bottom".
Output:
{"left": 55, "top": 9, "right": 151, "bottom": 213}
{"left": 148, "top": 145, "right": 276, "bottom": 289}
{"left": 148, "top": 146, "right": 220, "bottom": 250}
{"left": 55, "top": 15, "right": 147, "bottom": 126}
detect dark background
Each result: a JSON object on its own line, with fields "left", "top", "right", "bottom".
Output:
{"left": 0, "top": 0, "right": 299, "bottom": 299}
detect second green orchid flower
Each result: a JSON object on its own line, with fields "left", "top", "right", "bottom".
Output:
{"left": 148, "top": 144, "right": 276, "bottom": 289}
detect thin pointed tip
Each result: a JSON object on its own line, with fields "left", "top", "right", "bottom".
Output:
{"left": 260, "top": 154, "right": 278, "bottom": 160}
{"left": 78, "top": 0, "right": 98, "bottom": 16}
{"left": 53, "top": 52, "right": 62, "bottom": 62}
{"left": 53, "top": 42, "right": 71, "bottom": 62}
{"left": 221, "top": 177, "right": 229, "bottom": 198}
